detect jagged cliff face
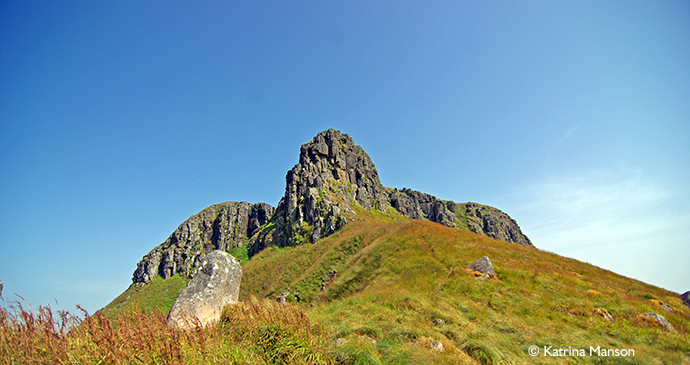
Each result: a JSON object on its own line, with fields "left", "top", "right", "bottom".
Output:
{"left": 132, "top": 202, "right": 273, "bottom": 284}
{"left": 131, "top": 129, "right": 532, "bottom": 285}
{"left": 390, "top": 188, "right": 459, "bottom": 227}
{"left": 388, "top": 188, "right": 532, "bottom": 246}
{"left": 462, "top": 202, "right": 532, "bottom": 245}
{"left": 247, "top": 129, "right": 391, "bottom": 256}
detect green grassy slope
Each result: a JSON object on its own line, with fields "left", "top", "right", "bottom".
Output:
{"left": 240, "top": 211, "right": 690, "bottom": 364}
{"left": 101, "top": 274, "right": 189, "bottom": 319}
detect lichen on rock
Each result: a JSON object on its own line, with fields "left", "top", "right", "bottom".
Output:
{"left": 167, "top": 250, "right": 241, "bottom": 329}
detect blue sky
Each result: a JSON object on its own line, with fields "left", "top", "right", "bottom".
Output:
{"left": 1, "top": 1, "right": 688, "bottom": 314}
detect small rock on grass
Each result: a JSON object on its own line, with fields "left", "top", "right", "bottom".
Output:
{"left": 432, "top": 340, "right": 445, "bottom": 352}
{"left": 642, "top": 313, "right": 675, "bottom": 332}
{"left": 466, "top": 256, "right": 496, "bottom": 279}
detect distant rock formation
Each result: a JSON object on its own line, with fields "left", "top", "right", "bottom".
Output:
{"left": 130, "top": 129, "right": 532, "bottom": 285}
{"left": 462, "top": 203, "right": 532, "bottom": 246}
{"left": 167, "top": 250, "right": 241, "bottom": 329}
{"left": 681, "top": 291, "right": 690, "bottom": 309}
{"left": 133, "top": 201, "right": 273, "bottom": 284}
{"left": 389, "top": 190, "right": 532, "bottom": 246}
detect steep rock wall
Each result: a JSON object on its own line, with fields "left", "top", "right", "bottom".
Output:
{"left": 388, "top": 188, "right": 532, "bottom": 246}
{"left": 461, "top": 202, "right": 532, "bottom": 245}
{"left": 132, "top": 201, "right": 273, "bottom": 284}
{"left": 389, "top": 188, "right": 458, "bottom": 227}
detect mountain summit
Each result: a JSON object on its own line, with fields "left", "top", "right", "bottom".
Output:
{"left": 248, "top": 129, "right": 391, "bottom": 256}
{"left": 132, "top": 129, "right": 530, "bottom": 284}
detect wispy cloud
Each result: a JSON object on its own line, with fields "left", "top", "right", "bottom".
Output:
{"left": 498, "top": 168, "right": 689, "bottom": 293}
{"left": 543, "top": 125, "right": 581, "bottom": 169}
{"left": 564, "top": 125, "right": 580, "bottom": 138}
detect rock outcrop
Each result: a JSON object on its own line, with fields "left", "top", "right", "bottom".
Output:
{"left": 681, "top": 291, "right": 690, "bottom": 310}
{"left": 133, "top": 201, "right": 273, "bottom": 284}
{"left": 462, "top": 203, "right": 532, "bottom": 245}
{"left": 389, "top": 190, "right": 531, "bottom": 246}
{"left": 167, "top": 250, "right": 241, "bottom": 329}
{"left": 248, "top": 129, "right": 390, "bottom": 256}
{"left": 389, "top": 188, "right": 457, "bottom": 227}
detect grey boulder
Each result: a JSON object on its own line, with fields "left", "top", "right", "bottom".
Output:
{"left": 168, "top": 250, "right": 242, "bottom": 329}
{"left": 431, "top": 340, "right": 445, "bottom": 352}
{"left": 467, "top": 256, "right": 497, "bottom": 279}
{"left": 643, "top": 313, "right": 675, "bottom": 332}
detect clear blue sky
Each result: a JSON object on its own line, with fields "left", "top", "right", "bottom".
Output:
{"left": 1, "top": 1, "right": 688, "bottom": 314}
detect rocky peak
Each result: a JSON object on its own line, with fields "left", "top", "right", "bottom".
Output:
{"left": 249, "top": 129, "right": 390, "bottom": 255}
{"left": 293, "top": 128, "right": 389, "bottom": 211}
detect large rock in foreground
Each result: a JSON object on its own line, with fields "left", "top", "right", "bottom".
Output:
{"left": 168, "top": 250, "right": 241, "bottom": 329}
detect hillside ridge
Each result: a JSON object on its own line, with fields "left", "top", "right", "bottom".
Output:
{"left": 131, "top": 129, "right": 531, "bottom": 285}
